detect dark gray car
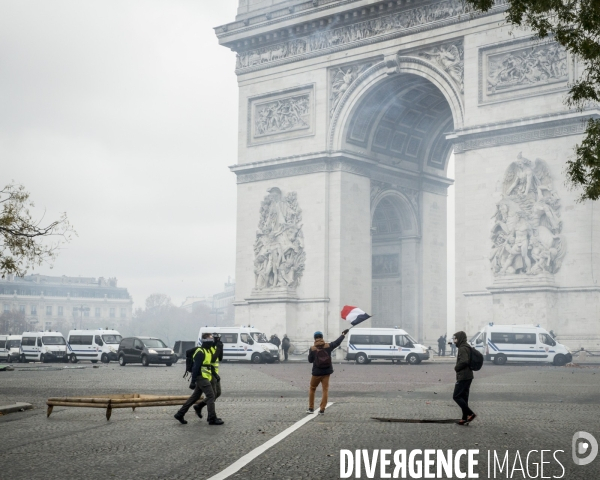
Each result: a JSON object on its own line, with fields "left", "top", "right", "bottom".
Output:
{"left": 117, "top": 336, "right": 175, "bottom": 367}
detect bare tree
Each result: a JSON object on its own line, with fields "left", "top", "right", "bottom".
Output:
{"left": 0, "top": 183, "right": 75, "bottom": 277}
{"left": 0, "top": 311, "right": 32, "bottom": 335}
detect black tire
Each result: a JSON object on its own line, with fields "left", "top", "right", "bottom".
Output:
{"left": 553, "top": 354, "right": 567, "bottom": 367}
{"left": 118, "top": 355, "right": 126, "bottom": 366}
{"left": 355, "top": 353, "right": 368, "bottom": 365}
{"left": 40, "top": 354, "right": 46, "bottom": 364}
{"left": 407, "top": 354, "right": 420, "bottom": 365}
{"left": 251, "top": 353, "right": 263, "bottom": 364}
{"left": 101, "top": 353, "right": 109, "bottom": 364}
{"left": 91, "top": 360, "right": 98, "bottom": 364}
{"left": 141, "top": 355, "right": 149, "bottom": 367}
{"left": 70, "top": 354, "right": 78, "bottom": 364}
{"left": 166, "top": 363, "right": 172, "bottom": 367}
{"left": 494, "top": 354, "right": 507, "bottom": 366}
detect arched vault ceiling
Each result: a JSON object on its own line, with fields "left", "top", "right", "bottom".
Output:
{"left": 345, "top": 74, "right": 454, "bottom": 170}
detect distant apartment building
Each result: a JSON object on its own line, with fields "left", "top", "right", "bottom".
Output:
{"left": 0, "top": 274, "right": 133, "bottom": 332}
{"left": 181, "top": 278, "right": 235, "bottom": 326}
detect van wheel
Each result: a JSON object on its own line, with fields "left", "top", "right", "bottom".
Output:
{"left": 141, "top": 355, "right": 149, "bottom": 367}
{"left": 494, "top": 354, "right": 507, "bottom": 366}
{"left": 553, "top": 354, "right": 567, "bottom": 367}
{"left": 407, "top": 354, "right": 420, "bottom": 365}
{"left": 355, "top": 353, "right": 368, "bottom": 365}
{"left": 70, "top": 354, "right": 78, "bottom": 364}
{"left": 40, "top": 354, "right": 46, "bottom": 363}
{"left": 101, "top": 354, "right": 109, "bottom": 364}
{"left": 251, "top": 353, "right": 263, "bottom": 364}
{"left": 118, "top": 355, "right": 126, "bottom": 366}
{"left": 166, "top": 363, "right": 172, "bottom": 367}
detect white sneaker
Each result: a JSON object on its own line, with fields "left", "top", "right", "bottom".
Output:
{"left": 306, "top": 408, "right": 314, "bottom": 414}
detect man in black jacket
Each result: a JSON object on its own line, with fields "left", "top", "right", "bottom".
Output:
{"left": 281, "top": 334, "right": 290, "bottom": 361}
{"left": 452, "top": 331, "right": 476, "bottom": 426}
{"left": 193, "top": 334, "right": 224, "bottom": 420}
{"left": 307, "top": 329, "right": 348, "bottom": 415}
{"left": 174, "top": 333, "right": 224, "bottom": 426}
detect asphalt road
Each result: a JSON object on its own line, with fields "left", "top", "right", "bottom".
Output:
{"left": 0, "top": 359, "right": 599, "bottom": 480}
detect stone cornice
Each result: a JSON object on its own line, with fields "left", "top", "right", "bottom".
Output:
{"left": 450, "top": 110, "right": 600, "bottom": 153}
{"left": 230, "top": 152, "right": 451, "bottom": 193}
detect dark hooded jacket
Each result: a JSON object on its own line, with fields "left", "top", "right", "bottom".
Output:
{"left": 308, "top": 335, "right": 345, "bottom": 376}
{"left": 453, "top": 331, "right": 474, "bottom": 381}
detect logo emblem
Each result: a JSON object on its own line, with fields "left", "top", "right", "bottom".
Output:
{"left": 572, "top": 432, "right": 598, "bottom": 466}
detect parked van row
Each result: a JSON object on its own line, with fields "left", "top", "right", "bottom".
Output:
{"left": 345, "top": 327, "right": 430, "bottom": 365}
{"left": 0, "top": 335, "right": 22, "bottom": 362}
{"left": 198, "top": 326, "right": 280, "bottom": 364}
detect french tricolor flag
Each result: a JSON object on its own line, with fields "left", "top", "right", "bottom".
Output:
{"left": 341, "top": 305, "right": 371, "bottom": 326}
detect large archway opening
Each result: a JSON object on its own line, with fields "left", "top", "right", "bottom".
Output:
{"left": 340, "top": 70, "right": 456, "bottom": 342}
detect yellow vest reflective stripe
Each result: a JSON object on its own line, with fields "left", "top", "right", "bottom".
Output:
{"left": 193, "top": 347, "right": 213, "bottom": 381}
{"left": 210, "top": 345, "right": 219, "bottom": 375}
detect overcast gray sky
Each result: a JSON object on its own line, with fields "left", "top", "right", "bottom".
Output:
{"left": 1, "top": 1, "right": 240, "bottom": 308}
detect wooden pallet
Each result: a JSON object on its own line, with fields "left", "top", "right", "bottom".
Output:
{"left": 46, "top": 393, "right": 203, "bottom": 420}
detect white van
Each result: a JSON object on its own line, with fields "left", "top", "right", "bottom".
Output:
{"left": 6, "top": 335, "right": 22, "bottom": 362}
{"left": 20, "top": 331, "right": 68, "bottom": 363}
{"left": 470, "top": 323, "right": 573, "bottom": 366}
{"left": 67, "top": 329, "right": 122, "bottom": 364}
{"left": 198, "top": 326, "right": 280, "bottom": 364}
{"left": 0, "top": 335, "right": 8, "bottom": 362}
{"left": 346, "top": 327, "right": 430, "bottom": 365}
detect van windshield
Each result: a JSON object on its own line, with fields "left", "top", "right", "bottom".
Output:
{"left": 42, "top": 336, "right": 66, "bottom": 345}
{"left": 251, "top": 332, "right": 268, "bottom": 343}
{"left": 102, "top": 335, "right": 122, "bottom": 344}
{"left": 469, "top": 332, "right": 481, "bottom": 343}
{"left": 7, "top": 340, "right": 21, "bottom": 349}
{"left": 142, "top": 339, "right": 167, "bottom": 348}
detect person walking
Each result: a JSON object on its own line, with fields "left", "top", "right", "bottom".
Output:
{"left": 174, "top": 333, "right": 224, "bottom": 426}
{"left": 270, "top": 333, "right": 281, "bottom": 358}
{"left": 442, "top": 334, "right": 447, "bottom": 356}
{"left": 437, "top": 335, "right": 445, "bottom": 357}
{"left": 193, "top": 333, "right": 223, "bottom": 420}
{"left": 281, "top": 334, "right": 290, "bottom": 361}
{"left": 450, "top": 336, "right": 457, "bottom": 357}
{"left": 452, "top": 331, "right": 476, "bottom": 426}
{"left": 307, "top": 329, "right": 348, "bottom": 415}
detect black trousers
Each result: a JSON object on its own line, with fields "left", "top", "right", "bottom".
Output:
{"left": 283, "top": 347, "right": 289, "bottom": 361}
{"left": 178, "top": 378, "right": 216, "bottom": 419}
{"left": 453, "top": 379, "right": 474, "bottom": 420}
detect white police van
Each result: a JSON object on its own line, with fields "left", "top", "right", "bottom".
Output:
{"left": 20, "top": 331, "right": 68, "bottom": 363}
{"left": 198, "top": 326, "right": 280, "bottom": 364}
{"left": 6, "top": 335, "right": 22, "bottom": 362}
{"left": 67, "top": 329, "right": 123, "bottom": 363}
{"left": 470, "top": 323, "right": 573, "bottom": 366}
{"left": 0, "top": 335, "right": 8, "bottom": 362}
{"left": 346, "top": 327, "right": 430, "bottom": 365}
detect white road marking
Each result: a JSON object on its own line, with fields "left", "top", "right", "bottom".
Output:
{"left": 206, "top": 402, "right": 334, "bottom": 480}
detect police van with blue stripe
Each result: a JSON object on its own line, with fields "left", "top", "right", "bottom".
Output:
{"left": 198, "top": 326, "right": 280, "bottom": 364}
{"left": 346, "top": 327, "right": 430, "bottom": 365}
{"left": 470, "top": 323, "right": 572, "bottom": 366}
{"left": 20, "top": 331, "right": 68, "bottom": 363}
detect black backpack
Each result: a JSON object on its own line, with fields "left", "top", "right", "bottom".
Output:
{"left": 469, "top": 346, "right": 484, "bottom": 371}
{"left": 183, "top": 347, "right": 201, "bottom": 379}
{"left": 314, "top": 348, "right": 331, "bottom": 369}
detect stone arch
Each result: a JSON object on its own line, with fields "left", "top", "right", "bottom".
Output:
{"left": 370, "top": 189, "right": 419, "bottom": 237}
{"left": 328, "top": 56, "right": 464, "bottom": 168}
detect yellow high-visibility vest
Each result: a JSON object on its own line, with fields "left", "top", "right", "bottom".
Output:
{"left": 193, "top": 347, "right": 213, "bottom": 381}
{"left": 210, "top": 345, "right": 219, "bottom": 375}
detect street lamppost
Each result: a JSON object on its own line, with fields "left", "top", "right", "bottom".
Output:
{"left": 73, "top": 305, "right": 90, "bottom": 330}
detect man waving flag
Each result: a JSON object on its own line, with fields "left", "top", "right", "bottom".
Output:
{"left": 340, "top": 305, "right": 371, "bottom": 326}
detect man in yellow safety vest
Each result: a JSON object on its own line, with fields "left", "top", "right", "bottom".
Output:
{"left": 174, "top": 333, "right": 224, "bottom": 425}
{"left": 193, "top": 333, "right": 223, "bottom": 419}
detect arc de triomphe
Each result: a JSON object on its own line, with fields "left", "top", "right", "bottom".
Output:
{"left": 216, "top": 0, "right": 599, "bottom": 348}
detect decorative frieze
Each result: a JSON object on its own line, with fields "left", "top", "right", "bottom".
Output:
{"left": 329, "top": 59, "right": 378, "bottom": 118}
{"left": 479, "top": 39, "right": 570, "bottom": 104}
{"left": 235, "top": 0, "right": 507, "bottom": 73}
{"left": 418, "top": 41, "right": 464, "bottom": 93}
{"left": 248, "top": 85, "right": 315, "bottom": 146}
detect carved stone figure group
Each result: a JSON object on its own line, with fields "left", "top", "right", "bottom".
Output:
{"left": 487, "top": 43, "right": 568, "bottom": 94}
{"left": 235, "top": 0, "right": 506, "bottom": 70}
{"left": 490, "top": 153, "right": 566, "bottom": 277}
{"left": 419, "top": 42, "right": 464, "bottom": 92}
{"left": 254, "top": 95, "right": 310, "bottom": 136}
{"left": 254, "top": 188, "right": 306, "bottom": 289}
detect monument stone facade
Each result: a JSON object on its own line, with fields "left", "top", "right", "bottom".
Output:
{"left": 217, "top": 0, "right": 600, "bottom": 348}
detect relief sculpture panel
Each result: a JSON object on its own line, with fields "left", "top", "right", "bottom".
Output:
{"left": 490, "top": 153, "right": 566, "bottom": 277}
{"left": 254, "top": 187, "right": 306, "bottom": 290}
{"left": 248, "top": 86, "right": 314, "bottom": 145}
{"left": 479, "top": 40, "right": 570, "bottom": 104}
